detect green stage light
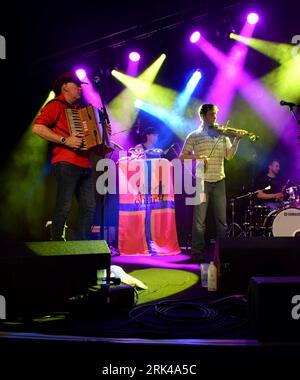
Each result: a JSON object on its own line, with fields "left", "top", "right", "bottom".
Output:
{"left": 0, "top": 92, "right": 54, "bottom": 240}
{"left": 129, "top": 268, "right": 199, "bottom": 304}
{"left": 229, "top": 34, "right": 293, "bottom": 64}
{"left": 109, "top": 54, "right": 167, "bottom": 130}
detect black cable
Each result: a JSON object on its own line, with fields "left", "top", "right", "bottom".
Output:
{"left": 128, "top": 296, "right": 247, "bottom": 336}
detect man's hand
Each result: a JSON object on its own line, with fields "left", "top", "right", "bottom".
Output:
{"left": 195, "top": 155, "right": 208, "bottom": 166}
{"left": 233, "top": 130, "right": 248, "bottom": 141}
{"left": 274, "top": 192, "right": 284, "bottom": 200}
{"left": 237, "top": 130, "right": 248, "bottom": 137}
{"left": 65, "top": 135, "right": 83, "bottom": 149}
{"left": 179, "top": 154, "right": 208, "bottom": 166}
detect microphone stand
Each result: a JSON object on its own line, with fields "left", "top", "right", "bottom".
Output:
{"left": 93, "top": 79, "right": 113, "bottom": 153}
{"left": 225, "top": 197, "right": 244, "bottom": 237}
{"left": 290, "top": 106, "right": 300, "bottom": 126}
{"left": 93, "top": 78, "right": 112, "bottom": 248}
{"left": 171, "top": 143, "right": 180, "bottom": 157}
{"left": 231, "top": 186, "right": 269, "bottom": 237}
{"left": 286, "top": 104, "right": 300, "bottom": 142}
{"left": 163, "top": 143, "right": 177, "bottom": 156}
{"left": 241, "top": 191, "right": 255, "bottom": 237}
{"left": 110, "top": 128, "right": 132, "bottom": 136}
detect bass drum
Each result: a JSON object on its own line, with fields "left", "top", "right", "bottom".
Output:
{"left": 263, "top": 207, "right": 300, "bottom": 237}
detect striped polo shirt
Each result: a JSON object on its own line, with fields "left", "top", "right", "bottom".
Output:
{"left": 181, "top": 125, "right": 232, "bottom": 182}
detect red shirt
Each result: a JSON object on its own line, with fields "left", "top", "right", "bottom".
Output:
{"left": 34, "top": 94, "right": 91, "bottom": 168}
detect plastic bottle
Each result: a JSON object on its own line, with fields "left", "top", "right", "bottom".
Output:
{"left": 208, "top": 261, "right": 217, "bottom": 291}
{"left": 97, "top": 269, "right": 107, "bottom": 285}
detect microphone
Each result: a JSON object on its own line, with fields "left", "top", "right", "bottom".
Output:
{"left": 136, "top": 120, "right": 140, "bottom": 134}
{"left": 111, "top": 141, "right": 125, "bottom": 150}
{"left": 280, "top": 100, "right": 297, "bottom": 108}
{"left": 164, "top": 143, "right": 176, "bottom": 155}
{"left": 93, "top": 76, "right": 101, "bottom": 86}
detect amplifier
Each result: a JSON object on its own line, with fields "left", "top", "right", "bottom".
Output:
{"left": 248, "top": 277, "right": 300, "bottom": 341}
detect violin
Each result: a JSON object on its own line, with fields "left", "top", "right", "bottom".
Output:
{"left": 211, "top": 124, "right": 259, "bottom": 141}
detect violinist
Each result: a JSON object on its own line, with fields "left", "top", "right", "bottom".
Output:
{"left": 180, "top": 103, "right": 244, "bottom": 262}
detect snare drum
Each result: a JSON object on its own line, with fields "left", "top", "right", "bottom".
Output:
{"left": 263, "top": 207, "right": 300, "bottom": 237}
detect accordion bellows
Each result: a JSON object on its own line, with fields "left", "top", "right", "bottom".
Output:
{"left": 65, "top": 105, "right": 103, "bottom": 150}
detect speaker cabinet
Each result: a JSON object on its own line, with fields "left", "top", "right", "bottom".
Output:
{"left": 0, "top": 240, "right": 111, "bottom": 318}
{"left": 215, "top": 237, "right": 300, "bottom": 294}
{"left": 248, "top": 277, "right": 300, "bottom": 341}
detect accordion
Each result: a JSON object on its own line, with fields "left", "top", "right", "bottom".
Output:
{"left": 65, "top": 105, "right": 111, "bottom": 151}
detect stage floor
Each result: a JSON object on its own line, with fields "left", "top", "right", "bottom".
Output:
{"left": 1, "top": 249, "right": 300, "bottom": 377}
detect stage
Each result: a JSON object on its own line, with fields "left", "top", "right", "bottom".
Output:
{"left": 1, "top": 0, "right": 300, "bottom": 376}
{"left": 1, "top": 245, "right": 300, "bottom": 376}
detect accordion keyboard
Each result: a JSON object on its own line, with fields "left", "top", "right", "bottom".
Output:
{"left": 65, "top": 106, "right": 102, "bottom": 150}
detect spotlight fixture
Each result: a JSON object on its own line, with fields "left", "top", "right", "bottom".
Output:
{"left": 75, "top": 69, "right": 87, "bottom": 80}
{"left": 190, "top": 31, "right": 201, "bottom": 43}
{"left": 247, "top": 12, "right": 259, "bottom": 25}
{"left": 194, "top": 69, "right": 202, "bottom": 79}
{"left": 129, "top": 52, "right": 141, "bottom": 62}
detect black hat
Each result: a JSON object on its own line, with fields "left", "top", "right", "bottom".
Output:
{"left": 53, "top": 72, "right": 88, "bottom": 95}
{"left": 142, "top": 127, "right": 159, "bottom": 138}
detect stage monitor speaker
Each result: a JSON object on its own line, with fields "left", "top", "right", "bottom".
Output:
{"left": 248, "top": 277, "right": 300, "bottom": 341}
{"left": 215, "top": 237, "right": 300, "bottom": 295}
{"left": 0, "top": 240, "right": 111, "bottom": 318}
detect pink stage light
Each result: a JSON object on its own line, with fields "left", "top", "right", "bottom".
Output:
{"left": 190, "top": 31, "right": 201, "bottom": 43}
{"left": 129, "top": 52, "right": 141, "bottom": 62}
{"left": 75, "top": 69, "right": 87, "bottom": 80}
{"left": 247, "top": 12, "right": 259, "bottom": 25}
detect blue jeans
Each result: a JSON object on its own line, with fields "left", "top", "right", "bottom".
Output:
{"left": 52, "top": 162, "right": 96, "bottom": 240}
{"left": 192, "top": 179, "right": 227, "bottom": 254}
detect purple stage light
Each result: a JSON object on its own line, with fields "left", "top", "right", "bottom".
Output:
{"left": 247, "top": 12, "right": 259, "bottom": 25}
{"left": 190, "top": 31, "right": 201, "bottom": 43}
{"left": 75, "top": 69, "right": 87, "bottom": 80}
{"left": 129, "top": 52, "right": 141, "bottom": 62}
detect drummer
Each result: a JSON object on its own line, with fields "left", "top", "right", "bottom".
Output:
{"left": 132, "top": 126, "right": 161, "bottom": 159}
{"left": 255, "top": 159, "right": 285, "bottom": 209}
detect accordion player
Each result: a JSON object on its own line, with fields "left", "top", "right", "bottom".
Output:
{"left": 65, "top": 105, "right": 113, "bottom": 152}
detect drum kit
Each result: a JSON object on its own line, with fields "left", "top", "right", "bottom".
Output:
{"left": 227, "top": 184, "right": 300, "bottom": 237}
